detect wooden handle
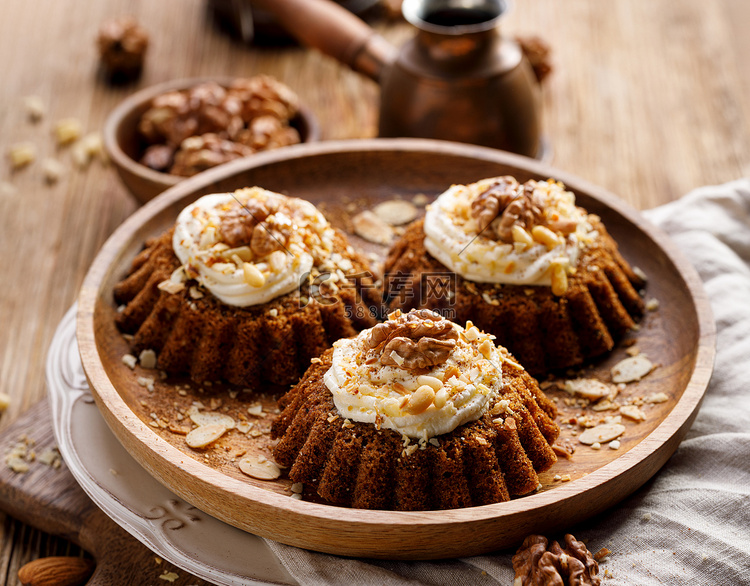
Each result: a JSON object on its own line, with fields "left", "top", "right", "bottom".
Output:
{"left": 249, "top": 0, "right": 395, "bottom": 80}
{"left": 18, "top": 557, "right": 95, "bottom": 586}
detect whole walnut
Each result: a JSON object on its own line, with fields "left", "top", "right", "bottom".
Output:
{"left": 96, "top": 17, "right": 149, "bottom": 80}
{"left": 170, "top": 134, "right": 252, "bottom": 177}
{"left": 512, "top": 534, "right": 601, "bottom": 586}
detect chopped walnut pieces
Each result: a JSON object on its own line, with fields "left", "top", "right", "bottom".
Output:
{"left": 170, "top": 133, "right": 253, "bottom": 177}
{"left": 235, "top": 115, "right": 300, "bottom": 151}
{"left": 96, "top": 16, "right": 149, "bottom": 79}
{"left": 512, "top": 534, "right": 601, "bottom": 586}
{"left": 24, "top": 95, "right": 45, "bottom": 122}
{"left": 471, "top": 178, "right": 577, "bottom": 245}
{"left": 140, "top": 144, "right": 175, "bottom": 172}
{"left": 368, "top": 309, "right": 458, "bottom": 371}
{"left": 8, "top": 143, "right": 36, "bottom": 168}
{"left": 470, "top": 176, "right": 519, "bottom": 238}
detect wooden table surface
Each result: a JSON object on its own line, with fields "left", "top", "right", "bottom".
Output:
{"left": 1, "top": 0, "right": 749, "bottom": 583}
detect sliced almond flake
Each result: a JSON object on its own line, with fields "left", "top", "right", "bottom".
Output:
{"left": 372, "top": 200, "right": 418, "bottom": 226}
{"left": 185, "top": 424, "right": 227, "bottom": 449}
{"left": 247, "top": 404, "right": 265, "bottom": 417}
{"left": 591, "top": 399, "right": 618, "bottom": 412}
{"left": 578, "top": 423, "right": 626, "bottom": 445}
{"left": 189, "top": 411, "right": 235, "bottom": 429}
{"left": 563, "top": 378, "right": 612, "bottom": 400}
{"left": 291, "top": 482, "right": 304, "bottom": 494}
{"left": 238, "top": 455, "right": 281, "bottom": 480}
{"left": 352, "top": 210, "right": 394, "bottom": 245}
{"left": 611, "top": 354, "right": 654, "bottom": 383}
{"left": 619, "top": 405, "right": 646, "bottom": 421}
{"left": 646, "top": 392, "right": 669, "bottom": 404}
{"left": 237, "top": 421, "right": 252, "bottom": 434}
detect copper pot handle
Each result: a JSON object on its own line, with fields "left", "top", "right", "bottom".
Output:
{"left": 249, "top": 0, "right": 395, "bottom": 81}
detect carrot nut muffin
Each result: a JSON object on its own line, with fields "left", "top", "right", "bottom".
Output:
{"left": 271, "top": 309, "right": 559, "bottom": 510}
{"left": 114, "top": 187, "right": 380, "bottom": 387}
{"left": 384, "top": 176, "right": 645, "bottom": 375}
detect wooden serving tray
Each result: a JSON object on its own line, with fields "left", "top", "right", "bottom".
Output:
{"left": 77, "top": 138, "right": 715, "bottom": 560}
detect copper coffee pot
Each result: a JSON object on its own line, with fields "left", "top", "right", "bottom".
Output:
{"left": 249, "top": 0, "right": 543, "bottom": 158}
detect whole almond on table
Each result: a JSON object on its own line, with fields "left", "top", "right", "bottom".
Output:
{"left": 18, "top": 556, "right": 95, "bottom": 586}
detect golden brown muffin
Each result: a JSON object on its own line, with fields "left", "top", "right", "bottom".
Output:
{"left": 113, "top": 187, "right": 380, "bottom": 388}
{"left": 383, "top": 177, "right": 645, "bottom": 376}
{"left": 271, "top": 309, "right": 559, "bottom": 510}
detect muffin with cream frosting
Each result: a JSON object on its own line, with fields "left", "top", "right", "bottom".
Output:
{"left": 114, "top": 187, "right": 380, "bottom": 387}
{"left": 271, "top": 309, "right": 559, "bottom": 510}
{"left": 384, "top": 176, "right": 645, "bottom": 376}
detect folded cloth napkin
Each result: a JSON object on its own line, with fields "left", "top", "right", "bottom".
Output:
{"left": 265, "top": 179, "right": 750, "bottom": 585}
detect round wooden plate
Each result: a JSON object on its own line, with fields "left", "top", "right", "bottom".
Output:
{"left": 77, "top": 138, "right": 715, "bottom": 560}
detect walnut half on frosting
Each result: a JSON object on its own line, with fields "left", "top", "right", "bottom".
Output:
{"left": 470, "top": 178, "right": 579, "bottom": 244}
{"left": 367, "top": 309, "right": 458, "bottom": 372}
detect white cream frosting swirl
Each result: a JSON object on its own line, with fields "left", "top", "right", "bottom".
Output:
{"left": 324, "top": 311, "right": 505, "bottom": 440}
{"left": 172, "top": 187, "right": 334, "bottom": 307}
{"left": 423, "top": 178, "right": 597, "bottom": 286}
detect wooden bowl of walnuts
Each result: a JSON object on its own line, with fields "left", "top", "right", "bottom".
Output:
{"left": 104, "top": 76, "right": 320, "bottom": 204}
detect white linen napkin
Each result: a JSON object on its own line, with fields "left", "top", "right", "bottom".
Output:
{"left": 265, "top": 179, "right": 750, "bottom": 585}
